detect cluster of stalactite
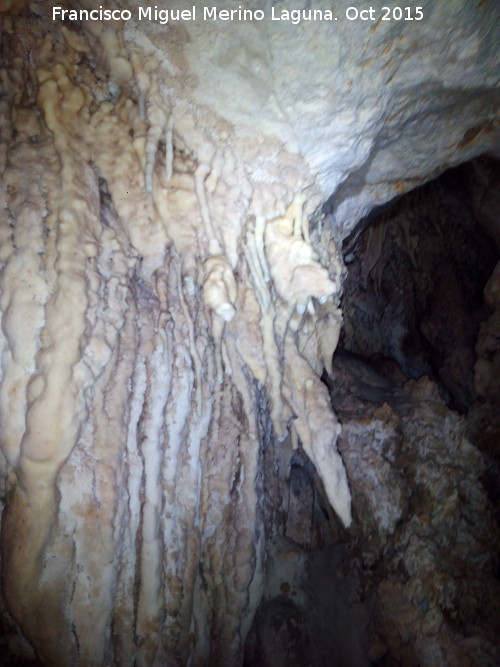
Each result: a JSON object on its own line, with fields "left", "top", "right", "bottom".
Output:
{"left": 0, "top": 7, "right": 351, "bottom": 665}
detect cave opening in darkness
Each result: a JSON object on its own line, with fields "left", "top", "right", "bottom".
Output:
{"left": 246, "top": 156, "right": 500, "bottom": 667}
{"left": 337, "top": 155, "right": 498, "bottom": 414}
{"left": 332, "top": 154, "right": 500, "bottom": 515}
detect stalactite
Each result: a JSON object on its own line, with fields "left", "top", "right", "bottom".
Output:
{"left": 0, "top": 7, "right": 350, "bottom": 665}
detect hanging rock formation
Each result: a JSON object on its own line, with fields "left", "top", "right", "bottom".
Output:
{"left": 0, "top": 1, "right": 498, "bottom": 665}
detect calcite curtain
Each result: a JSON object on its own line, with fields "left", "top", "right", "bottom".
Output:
{"left": 0, "top": 1, "right": 498, "bottom": 664}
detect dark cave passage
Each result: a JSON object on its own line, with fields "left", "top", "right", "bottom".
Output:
{"left": 334, "top": 154, "right": 500, "bottom": 527}
{"left": 246, "top": 156, "right": 500, "bottom": 667}
{"left": 338, "top": 156, "right": 498, "bottom": 414}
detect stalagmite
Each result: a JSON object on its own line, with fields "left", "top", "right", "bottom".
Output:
{"left": 0, "top": 1, "right": 498, "bottom": 665}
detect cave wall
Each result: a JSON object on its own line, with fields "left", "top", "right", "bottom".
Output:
{"left": 0, "top": 1, "right": 498, "bottom": 665}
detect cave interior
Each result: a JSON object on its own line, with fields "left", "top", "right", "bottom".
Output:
{"left": 245, "top": 155, "right": 500, "bottom": 666}
{"left": 0, "top": 3, "right": 499, "bottom": 666}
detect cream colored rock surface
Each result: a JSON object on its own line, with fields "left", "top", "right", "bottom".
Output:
{"left": 0, "top": 1, "right": 498, "bottom": 665}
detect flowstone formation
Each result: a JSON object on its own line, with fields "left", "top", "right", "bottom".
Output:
{"left": 0, "top": 1, "right": 498, "bottom": 665}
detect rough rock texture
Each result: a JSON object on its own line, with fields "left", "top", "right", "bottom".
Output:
{"left": 245, "top": 176, "right": 500, "bottom": 663}
{"left": 245, "top": 368, "right": 500, "bottom": 667}
{"left": 0, "top": 1, "right": 499, "bottom": 665}
{"left": 332, "top": 370, "right": 500, "bottom": 667}
{"left": 243, "top": 158, "right": 500, "bottom": 666}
